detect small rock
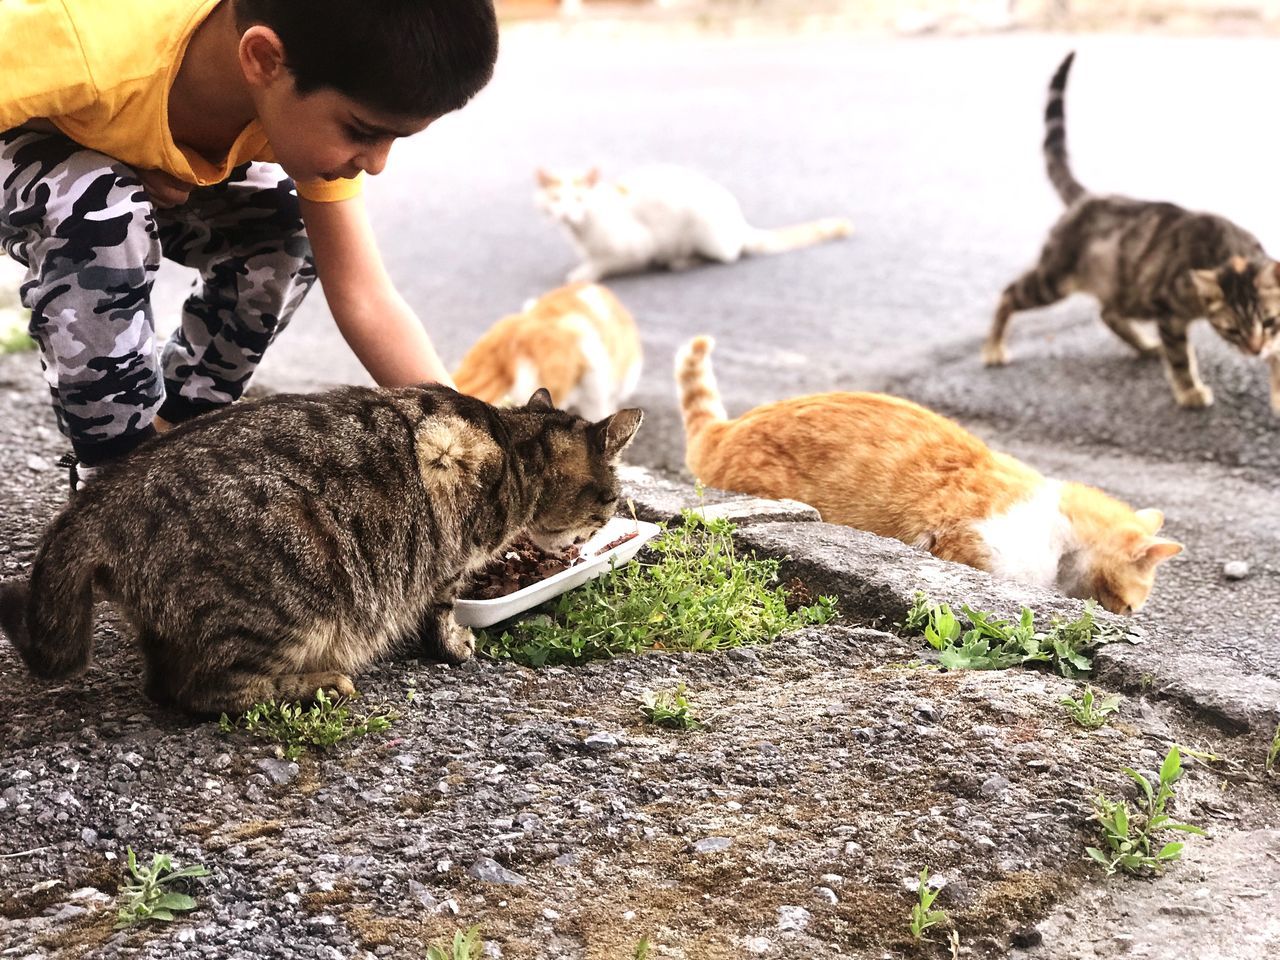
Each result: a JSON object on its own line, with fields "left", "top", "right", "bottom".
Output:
{"left": 1223, "top": 560, "right": 1250, "bottom": 581}
{"left": 26, "top": 455, "right": 51, "bottom": 473}
{"left": 80, "top": 828, "right": 98, "bottom": 846}
{"left": 255, "top": 758, "right": 299, "bottom": 785}
{"left": 1011, "top": 926, "right": 1043, "bottom": 948}
{"left": 583, "top": 732, "right": 620, "bottom": 752}
{"left": 980, "top": 774, "right": 1010, "bottom": 798}
{"left": 692, "top": 837, "right": 733, "bottom": 854}
{"left": 776, "top": 905, "right": 811, "bottom": 932}
{"left": 466, "top": 857, "right": 527, "bottom": 886}
{"left": 815, "top": 886, "right": 838, "bottom": 904}
{"left": 744, "top": 937, "right": 773, "bottom": 954}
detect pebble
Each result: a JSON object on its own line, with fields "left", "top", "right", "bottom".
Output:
{"left": 776, "top": 905, "right": 811, "bottom": 932}
{"left": 25, "top": 454, "right": 50, "bottom": 473}
{"left": 744, "top": 938, "right": 773, "bottom": 954}
{"left": 256, "top": 759, "right": 300, "bottom": 785}
{"left": 980, "top": 774, "right": 1011, "bottom": 798}
{"left": 466, "top": 857, "right": 528, "bottom": 886}
{"left": 583, "top": 732, "right": 619, "bottom": 752}
{"left": 692, "top": 836, "right": 733, "bottom": 854}
{"left": 1223, "top": 560, "right": 1250, "bottom": 580}
{"left": 815, "top": 886, "right": 838, "bottom": 904}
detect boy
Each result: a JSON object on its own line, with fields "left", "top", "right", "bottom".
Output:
{"left": 0, "top": 0, "right": 499, "bottom": 489}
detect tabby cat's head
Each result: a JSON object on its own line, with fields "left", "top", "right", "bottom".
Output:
{"left": 517, "top": 389, "right": 643, "bottom": 553}
{"left": 535, "top": 167, "right": 601, "bottom": 228}
{"left": 1190, "top": 257, "right": 1280, "bottom": 357}
{"left": 1060, "top": 485, "right": 1183, "bottom": 615}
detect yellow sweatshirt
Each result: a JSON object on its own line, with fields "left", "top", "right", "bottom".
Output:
{"left": 0, "top": 0, "right": 360, "bottom": 202}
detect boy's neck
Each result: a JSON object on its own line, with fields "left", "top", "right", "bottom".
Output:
{"left": 168, "top": 1, "right": 257, "bottom": 161}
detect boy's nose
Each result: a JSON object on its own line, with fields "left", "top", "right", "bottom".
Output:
{"left": 358, "top": 142, "right": 393, "bottom": 176}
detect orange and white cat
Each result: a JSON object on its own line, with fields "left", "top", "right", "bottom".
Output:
{"left": 676, "top": 336, "right": 1183, "bottom": 614}
{"left": 536, "top": 165, "right": 853, "bottom": 283}
{"left": 454, "top": 283, "right": 642, "bottom": 421}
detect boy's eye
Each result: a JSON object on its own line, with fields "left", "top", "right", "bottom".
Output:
{"left": 345, "top": 124, "right": 380, "bottom": 145}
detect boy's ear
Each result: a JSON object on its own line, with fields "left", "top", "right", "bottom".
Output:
{"left": 238, "top": 25, "right": 288, "bottom": 88}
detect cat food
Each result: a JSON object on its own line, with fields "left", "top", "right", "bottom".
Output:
{"left": 464, "top": 538, "right": 582, "bottom": 600}
{"left": 593, "top": 530, "right": 638, "bottom": 555}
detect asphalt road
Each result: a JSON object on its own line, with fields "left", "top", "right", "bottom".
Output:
{"left": 154, "top": 29, "right": 1280, "bottom": 692}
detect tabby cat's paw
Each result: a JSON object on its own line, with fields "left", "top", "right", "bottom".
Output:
{"left": 567, "top": 264, "right": 602, "bottom": 284}
{"left": 981, "top": 340, "right": 1010, "bottom": 366}
{"left": 438, "top": 620, "right": 476, "bottom": 665}
{"left": 1174, "top": 384, "right": 1214, "bottom": 409}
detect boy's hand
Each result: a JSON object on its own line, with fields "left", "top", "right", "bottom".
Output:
{"left": 138, "top": 169, "right": 193, "bottom": 208}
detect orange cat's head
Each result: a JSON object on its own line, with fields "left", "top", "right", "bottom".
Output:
{"left": 1060, "top": 485, "right": 1183, "bottom": 615}
{"left": 535, "top": 167, "right": 601, "bottom": 227}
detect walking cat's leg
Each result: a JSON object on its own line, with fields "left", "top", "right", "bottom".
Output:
{"left": 414, "top": 602, "right": 476, "bottom": 665}
{"left": 1267, "top": 352, "right": 1280, "bottom": 416}
{"left": 1157, "top": 320, "right": 1213, "bottom": 408}
{"left": 983, "top": 266, "right": 1071, "bottom": 366}
{"left": 163, "top": 665, "right": 356, "bottom": 716}
{"left": 1100, "top": 311, "right": 1161, "bottom": 358}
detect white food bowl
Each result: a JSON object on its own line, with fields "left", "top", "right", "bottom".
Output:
{"left": 454, "top": 517, "right": 662, "bottom": 629}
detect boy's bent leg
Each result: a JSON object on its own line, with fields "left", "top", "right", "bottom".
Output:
{"left": 156, "top": 163, "right": 317, "bottom": 424}
{"left": 0, "top": 131, "right": 163, "bottom": 465}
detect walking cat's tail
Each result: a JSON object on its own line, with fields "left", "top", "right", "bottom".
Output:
{"left": 743, "top": 217, "right": 853, "bottom": 256}
{"left": 0, "top": 509, "right": 99, "bottom": 679}
{"left": 675, "top": 336, "right": 728, "bottom": 444}
{"left": 1044, "top": 51, "right": 1086, "bottom": 205}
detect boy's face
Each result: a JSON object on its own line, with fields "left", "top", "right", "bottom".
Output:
{"left": 239, "top": 25, "right": 433, "bottom": 184}
{"left": 258, "top": 84, "right": 434, "bottom": 183}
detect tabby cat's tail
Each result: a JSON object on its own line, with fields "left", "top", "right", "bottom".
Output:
{"left": 743, "top": 217, "right": 853, "bottom": 256}
{"left": 675, "top": 336, "right": 728, "bottom": 443}
{"left": 0, "top": 510, "right": 98, "bottom": 680}
{"left": 1044, "top": 51, "right": 1086, "bottom": 205}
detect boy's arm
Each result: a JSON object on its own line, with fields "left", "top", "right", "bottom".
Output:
{"left": 300, "top": 195, "right": 454, "bottom": 388}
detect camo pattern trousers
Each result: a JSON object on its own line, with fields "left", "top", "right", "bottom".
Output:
{"left": 0, "top": 128, "right": 317, "bottom": 464}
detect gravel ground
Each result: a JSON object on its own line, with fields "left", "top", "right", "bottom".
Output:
{"left": 2, "top": 353, "right": 1279, "bottom": 959}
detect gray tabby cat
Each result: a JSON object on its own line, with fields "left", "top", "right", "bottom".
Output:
{"left": 0, "top": 386, "right": 642, "bottom": 715}
{"left": 983, "top": 52, "right": 1280, "bottom": 414}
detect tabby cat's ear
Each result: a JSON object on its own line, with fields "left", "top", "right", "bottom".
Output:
{"left": 584, "top": 167, "right": 600, "bottom": 187}
{"left": 1134, "top": 538, "right": 1183, "bottom": 569}
{"left": 525, "top": 388, "right": 554, "bottom": 410}
{"left": 1190, "top": 269, "right": 1222, "bottom": 306}
{"left": 592, "top": 408, "right": 644, "bottom": 462}
{"left": 535, "top": 168, "right": 555, "bottom": 188}
{"left": 1134, "top": 508, "right": 1164, "bottom": 534}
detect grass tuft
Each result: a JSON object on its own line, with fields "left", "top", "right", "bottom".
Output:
{"left": 218, "top": 687, "right": 394, "bottom": 760}
{"left": 639, "top": 683, "right": 702, "bottom": 730}
{"left": 1060, "top": 685, "right": 1123, "bottom": 729}
{"left": 114, "top": 847, "right": 210, "bottom": 928}
{"left": 478, "top": 511, "right": 835, "bottom": 666}
{"left": 907, "top": 867, "right": 949, "bottom": 941}
{"left": 426, "top": 926, "right": 484, "bottom": 960}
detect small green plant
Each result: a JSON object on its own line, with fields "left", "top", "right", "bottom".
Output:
{"left": 1061, "top": 685, "right": 1122, "bottom": 729}
{"left": 902, "top": 592, "right": 1126, "bottom": 677}
{"left": 907, "top": 867, "right": 949, "bottom": 941}
{"left": 640, "top": 683, "right": 702, "bottom": 730}
{"left": 1267, "top": 721, "right": 1280, "bottom": 775}
{"left": 0, "top": 314, "right": 34, "bottom": 354}
{"left": 479, "top": 511, "right": 835, "bottom": 666}
{"left": 1086, "top": 746, "right": 1207, "bottom": 876}
{"left": 218, "top": 687, "right": 394, "bottom": 760}
{"left": 426, "top": 926, "right": 484, "bottom": 960}
{"left": 114, "top": 847, "right": 210, "bottom": 928}
{"left": 634, "top": 938, "right": 653, "bottom": 960}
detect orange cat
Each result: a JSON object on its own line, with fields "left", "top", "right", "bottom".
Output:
{"left": 454, "top": 283, "right": 642, "bottom": 421}
{"left": 676, "top": 336, "right": 1183, "bottom": 614}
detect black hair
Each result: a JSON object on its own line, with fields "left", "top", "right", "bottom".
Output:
{"left": 234, "top": 0, "right": 499, "bottom": 118}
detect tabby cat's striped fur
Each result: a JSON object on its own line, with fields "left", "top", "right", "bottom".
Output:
{"left": 0, "top": 386, "right": 642, "bottom": 714}
{"left": 984, "top": 52, "right": 1280, "bottom": 414}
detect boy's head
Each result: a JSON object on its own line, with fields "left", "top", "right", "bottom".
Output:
{"left": 233, "top": 0, "right": 498, "bottom": 182}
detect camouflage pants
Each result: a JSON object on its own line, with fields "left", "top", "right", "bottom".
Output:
{"left": 0, "top": 129, "right": 317, "bottom": 464}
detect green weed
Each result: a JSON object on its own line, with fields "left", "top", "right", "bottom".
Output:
{"left": 478, "top": 511, "right": 835, "bottom": 666}
{"left": 640, "top": 683, "right": 702, "bottom": 730}
{"left": 218, "top": 687, "right": 394, "bottom": 760}
{"left": 1267, "top": 721, "right": 1280, "bottom": 775}
{"left": 426, "top": 926, "right": 484, "bottom": 960}
{"left": 634, "top": 938, "right": 653, "bottom": 960}
{"left": 0, "top": 316, "right": 34, "bottom": 354}
{"left": 903, "top": 592, "right": 1126, "bottom": 677}
{"left": 114, "top": 847, "right": 210, "bottom": 928}
{"left": 1087, "top": 746, "right": 1207, "bottom": 876}
{"left": 1061, "top": 685, "right": 1122, "bottom": 729}
{"left": 907, "top": 867, "right": 949, "bottom": 941}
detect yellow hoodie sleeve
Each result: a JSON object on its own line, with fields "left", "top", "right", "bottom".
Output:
{"left": 0, "top": 0, "right": 98, "bottom": 132}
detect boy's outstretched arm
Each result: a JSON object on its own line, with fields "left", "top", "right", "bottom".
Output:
{"left": 301, "top": 194, "right": 454, "bottom": 388}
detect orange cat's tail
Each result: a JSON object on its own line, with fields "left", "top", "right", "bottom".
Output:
{"left": 742, "top": 218, "right": 853, "bottom": 256}
{"left": 675, "top": 336, "right": 728, "bottom": 443}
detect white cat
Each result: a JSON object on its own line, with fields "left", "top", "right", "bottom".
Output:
{"left": 535, "top": 165, "right": 853, "bottom": 283}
